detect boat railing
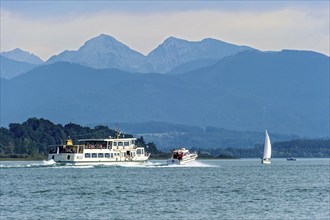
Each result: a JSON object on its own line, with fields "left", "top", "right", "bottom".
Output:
{"left": 81, "top": 144, "right": 142, "bottom": 150}
{"left": 48, "top": 144, "right": 85, "bottom": 154}
{"left": 49, "top": 143, "right": 150, "bottom": 155}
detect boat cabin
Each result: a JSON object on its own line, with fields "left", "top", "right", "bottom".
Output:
{"left": 48, "top": 136, "right": 149, "bottom": 164}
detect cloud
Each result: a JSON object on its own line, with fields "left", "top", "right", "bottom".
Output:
{"left": 1, "top": 5, "right": 329, "bottom": 60}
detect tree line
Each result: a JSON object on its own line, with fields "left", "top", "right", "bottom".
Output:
{"left": 192, "top": 139, "right": 330, "bottom": 158}
{"left": 0, "top": 118, "right": 160, "bottom": 159}
{"left": 0, "top": 118, "right": 329, "bottom": 159}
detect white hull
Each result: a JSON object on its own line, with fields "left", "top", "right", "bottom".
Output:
{"left": 52, "top": 160, "right": 148, "bottom": 166}
{"left": 261, "top": 158, "right": 271, "bottom": 164}
{"left": 167, "top": 153, "right": 198, "bottom": 165}
{"left": 48, "top": 152, "right": 150, "bottom": 165}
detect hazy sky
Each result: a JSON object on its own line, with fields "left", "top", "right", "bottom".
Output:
{"left": 1, "top": 1, "right": 329, "bottom": 60}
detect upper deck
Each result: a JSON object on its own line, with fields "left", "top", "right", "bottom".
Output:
{"left": 78, "top": 137, "right": 137, "bottom": 150}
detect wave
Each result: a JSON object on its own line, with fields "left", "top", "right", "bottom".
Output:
{"left": 0, "top": 160, "right": 217, "bottom": 169}
{"left": 163, "top": 160, "right": 218, "bottom": 168}
{"left": 96, "top": 160, "right": 217, "bottom": 168}
{"left": 126, "top": 160, "right": 218, "bottom": 168}
{"left": 51, "top": 165, "right": 95, "bottom": 169}
{"left": 0, "top": 160, "right": 57, "bottom": 169}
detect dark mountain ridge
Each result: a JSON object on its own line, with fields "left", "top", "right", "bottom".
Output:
{"left": 0, "top": 55, "right": 39, "bottom": 79}
{"left": 1, "top": 50, "right": 329, "bottom": 137}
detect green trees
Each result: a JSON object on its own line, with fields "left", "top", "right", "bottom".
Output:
{"left": 136, "top": 136, "right": 161, "bottom": 154}
{"left": 272, "top": 139, "right": 330, "bottom": 158}
{"left": 0, "top": 118, "right": 136, "bottom": 159}
{"left": 191, "top": 139, "right": 330, "bottom": 158}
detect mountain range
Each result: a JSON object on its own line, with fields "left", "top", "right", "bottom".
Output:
{"left": 0, "top": 48, "right": 44, "bottom": 79}
{"left": 1, "top": 48, "right": 43, "bottom": 65}
{"left": 1, "top": 34, "right": 253, "bottom": 79}
{"left": 147, "top": 37, "right": 253, "bottom": 73}
{"left": 1, "top": 46, "right": 329, "bottom": 138}
{"left": 46, "top": 34, "right": 151, "bottom": 73}
{"left": 46, "top": 34, "right": 253, "bottom": 73}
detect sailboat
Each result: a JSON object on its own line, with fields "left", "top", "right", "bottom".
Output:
{"left": 261, "top": 130, "right": 272, "bottom": 164}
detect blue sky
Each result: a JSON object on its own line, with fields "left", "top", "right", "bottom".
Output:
{"left": 2, "top": 1, "right": 326, "bottom": 14}
{"left": 1, "top": 1, "right": 329, "bottom": 60}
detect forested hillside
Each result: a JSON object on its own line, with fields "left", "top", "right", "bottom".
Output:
{"left": 0, "top": 118, "right": 159, "bottom": 159}
{"left": 193, "top": 139, "right": 330, "bottom": 158}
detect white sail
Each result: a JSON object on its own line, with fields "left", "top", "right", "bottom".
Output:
{"left": 263, "top": 130, "right": 272, "bottom": 159}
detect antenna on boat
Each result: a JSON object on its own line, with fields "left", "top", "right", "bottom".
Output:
{"left": 115, "top": 123, "right": 121, "bottom": 139}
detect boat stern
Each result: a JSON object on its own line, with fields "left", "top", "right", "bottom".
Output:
{"left": 261, "top": 158, "right": 271, "bottom": 164}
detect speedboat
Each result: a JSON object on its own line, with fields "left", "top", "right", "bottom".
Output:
{"left": 286, "top": 157, "right": 298, "bottom": 161}
{"left": 167, "top": 148, "right": 198, "bottom": 165}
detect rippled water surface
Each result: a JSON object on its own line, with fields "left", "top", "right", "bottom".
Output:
{"left": 1, "top": 159, "right": 329, "bottom": 219}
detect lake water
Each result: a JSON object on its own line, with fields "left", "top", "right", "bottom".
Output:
{"left": 1, "top": 159, "right": 329, "bottom": 219}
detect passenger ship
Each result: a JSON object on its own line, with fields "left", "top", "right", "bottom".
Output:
{"left": 48, "top": 135, "right": 150, "bottom": 165}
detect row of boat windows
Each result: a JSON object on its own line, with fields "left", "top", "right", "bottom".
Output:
{"left": 82, "top": 140, "right": 135, "bottom": 148}
{"left": 113, "top": 141, "right": 132, "bottom": 146}
{"left": 84, "top": 152, "right": 136, "bottom": 158}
